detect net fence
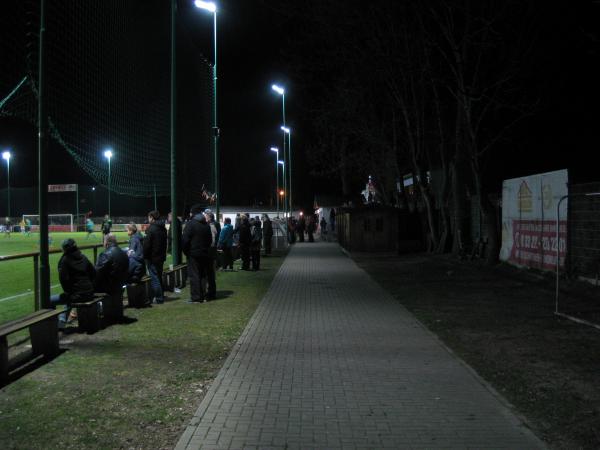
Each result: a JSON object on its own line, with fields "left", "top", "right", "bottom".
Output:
{"left": 1, "top": 0, "right": 213, "bottom": 206}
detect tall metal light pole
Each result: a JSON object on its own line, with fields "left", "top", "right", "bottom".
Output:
{"left": 278, "top": 160, "right": 285, "bottom": 213}
{"left": 170, "top": 0, "right": 181, "bottom": 265}
{"left": 103, "top": 149, "right": 113, "bottom": 217}
{"left": 38, "top": 0, "right": 50, "bottom": 308}
{"left": 281, "top": 126, "right": 292, "bottom": 214}
{"left": 272, "top": 84, "right": 286, "bottom": 215}
{"left": 194, "top": 1, "right": 219, "bottom": 222}
{"left": 270, "top": 147, "right": 279, "bottom": 217}
{"left": 2, "top": 151, "right": 11, "bottom": 218}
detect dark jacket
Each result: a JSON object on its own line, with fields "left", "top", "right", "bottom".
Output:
{"left": 58, "top": 246, "right": 96, "bottom": 301}
{"left": 251, "top": 221, "right": 262, "bottom": 249}
{"left": 263, "top": 218, "right": 273, "bottom": 238}
{"left": 182, "top": 214, "right": 213, "bottom": 258}
{"left": 143, "top": 220, "right": 168, "bottom": 265}
{"left": 95, "top": 243, "right": 129, "bottom": 294}
{"left": 128, "top": 232, "right": 145, "bottom": 283}
{"left": 128, "top": 232, "right": 144, "bottom": 263}
{"left": 238, "top": 219, "right": 252, "bottom": 246}
{"left": 218, "top": 223, "right": 234, "bottom": 248}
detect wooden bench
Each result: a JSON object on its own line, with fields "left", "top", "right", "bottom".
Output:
{"left": 162, "top": 268, "right": 176, "bottom": 292}
{"left": 173, "top": 264, "right": 187, "bottom": 288}
{"left": 100, "top": 289, "right": 124, "bottom": 324}
{"left": 126, "top": 277, "right": 150, "bottom": 308}
{"left": 71, "top": 295, "right": 103, "bottom": 334}
{"left": 1, "top": 309, "right": 63, "bottom": 384}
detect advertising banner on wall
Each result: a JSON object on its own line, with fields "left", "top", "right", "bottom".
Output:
{"left": 500, "top": 169, "right": 568, "bottom": 270}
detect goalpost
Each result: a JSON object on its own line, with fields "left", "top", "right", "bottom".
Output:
{"left": 22, "top": 214, "right": 74, "bottom": 232}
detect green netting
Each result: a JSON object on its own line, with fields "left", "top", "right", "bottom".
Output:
{"left": 0, "top": 0, "right": 213, "bottom": 203}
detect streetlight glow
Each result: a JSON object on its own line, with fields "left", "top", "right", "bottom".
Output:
{"left": 194, "top": 0, "right": 217, "bottom": 12}
{"left": 271, "top": 84, "right": 285, "bottom": 95}
{"left": 279, "top": 190, "right": 285, "bottom": 196}
{"left": 103, "top": 149, "right": 113, "bottom": 160}
{"left": 2, "top": 151, "right": 11, "bottom": 161}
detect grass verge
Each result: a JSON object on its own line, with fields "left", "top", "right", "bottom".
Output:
{"left": 0, "top": 251, "right": 286, "bottom": 450}
{"left": 354, "top": 252, "right": 600, "bottom": 450}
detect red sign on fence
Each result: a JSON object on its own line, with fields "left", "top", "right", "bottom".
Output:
{"left": 509, "top": 220, "right": 567, "bottom": 270}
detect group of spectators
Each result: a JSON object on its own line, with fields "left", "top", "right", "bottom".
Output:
{"left": 51, "top": 205, "right": 278, "bottom": 325}
{"left": 51, "top": 210, "right": 168, "bottom": 327}
{"left": 284, "top": 208, "right": 336, "bottom": 244}
{"left": 183, "top": 205, "right": 274, "bottom": 303}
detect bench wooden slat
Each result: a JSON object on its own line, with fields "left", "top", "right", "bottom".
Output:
{"left": 0, "top": 309, "right": 63, "bottom": 337}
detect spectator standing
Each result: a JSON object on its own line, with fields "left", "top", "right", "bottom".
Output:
{"left": 126, "top": 223, "right": 145, "bottom": 283}
{"left": 262, "top": 214, "right": 273, "bottom": 256}
{"left": 238, "top": 214, "right": 251, "bottom": 270}
{"left": 297, "top": 215, "right": 306, "bottom": 242}
{"left": 320, "top": 217, "right": 328, "bottom": 241}
{"left": 182, "top": 204, "right": 212, "bottom": 303}
{"left": 51, "top": 239, "right": 95, "bottom": 328}
{"left": 205, "top": 210, "right": 221, "bottom": 300}
{"left": 329, "top": 207, "right": 336, "bottom": 233}
{"left": 143, "top": 210, "right": 168, "bottom": 304}
{"left": 218, "top": 217, "right": 234, "bottom": 271}
{"left": 307, "top": 215, "right": 316, "bottom": 242}
{"left": 250, "top": 216, "right": 262, "bottom": 270}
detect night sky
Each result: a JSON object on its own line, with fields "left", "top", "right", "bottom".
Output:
{"left": 1, "top": 1, "right": 599, "bottom": 211}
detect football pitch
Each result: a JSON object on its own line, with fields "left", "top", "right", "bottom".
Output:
{"left": 0, "top": 231, "right": 129, "bottom": 324}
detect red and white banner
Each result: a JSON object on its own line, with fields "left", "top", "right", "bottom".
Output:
{"left": 48, "top": 184, "right": 77, "bottom": 193}
{"left": 500, "top": 169, "right": 568, "bottom": 270}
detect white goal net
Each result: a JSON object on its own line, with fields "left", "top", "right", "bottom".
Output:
{"left": 22, "top": 214, "right": 74, "bottom": 232}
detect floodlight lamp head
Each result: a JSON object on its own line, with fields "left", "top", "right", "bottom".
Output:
{"left": 271, "top": 84, "right": 285, "bottom": 95}
{"left": 270, "top": 147, "right": 279, "bottom": 153}
{"left": 103, "top": 149, "right": 113, "bottom": 160}
{"left": 281, "top": 126, "right": 290, "bottom": 134}
{"left": 194, "top": 0, "right": 217, "bottom": 12}
{"left": 277, "top": 160, "right": 284, "bottom": 165}
{"left": 2, "top": 151, "right": 11, "bottom": 161}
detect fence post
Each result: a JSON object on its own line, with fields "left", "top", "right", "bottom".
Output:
{"left": 33, "top": 254, "right": 39, "bottom": 311}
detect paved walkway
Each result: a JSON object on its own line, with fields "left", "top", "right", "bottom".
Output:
{"left": 176, "top": 243, "right": 545, "bottom": 450}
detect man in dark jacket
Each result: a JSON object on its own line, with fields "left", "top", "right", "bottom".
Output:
{"left": 238, "top": 214, "right": 252, "bottom": 270}
{"left": 95, "top": 234, "right": 129, "bottom": 294}
{"left": 95, "top": 234, "right": 129, "bottom": 322}
{"left": 182, "top": 204, "right": 212, "bottom": 302}
{"left": 143, "top": 210, "right": 168, "bottom": 304}
{"left": 262, "top": 214, "right": 273, "bottom": 256}
{"left": 204, "top": 210, "right": 221, "bottom": 300}
{"left": 50, "top": 238, "right": 95, "bottom": 328}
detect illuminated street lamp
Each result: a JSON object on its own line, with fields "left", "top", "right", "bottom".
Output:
{"left": 270, "top": 147, "right": 280, "bottom": 217}
{"left": 2, "top": 151, "right": 11, "bottom": 218}
{"left": 103, "top": 149, "right": 113, "bottom": 217}
{"left": 194, "top": 0, "right": 220, "bottom": 221}
{"left": 272, "top": 84, "right": 287, "bottom": 215}
{"left": 281, "top": 126, "right": 292, "bottom": 213}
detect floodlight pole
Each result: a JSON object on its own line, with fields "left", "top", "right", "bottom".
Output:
{"left": 3, "top": 153, "right": 10, "bottom": 218}
{"left": 281, "top": 95, "right": 287, "bottom": 216}
{"left": 107, "top": 157, "right": 111, "bottom": 217}
{"left": 212, "top": 10, "right": 220, "bottom": 223}
{"left": 170, "top": 0, "right": 181, "bottom": 265}
{"left": 38, "top": 0, "right": 50, "bottom": 309}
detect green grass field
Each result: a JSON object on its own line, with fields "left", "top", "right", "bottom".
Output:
{"left": 0, "top": 231, "right": 129, "bottom": 324}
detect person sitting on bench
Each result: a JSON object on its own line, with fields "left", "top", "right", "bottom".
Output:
{"left": 126, "top": 223, "right": 145, "bottom": 283}
{"left": 94, "top": 234, "right": 129, "bottom": 296}
{"left": 50, "top": 238, "right": 96, "bottom": 329}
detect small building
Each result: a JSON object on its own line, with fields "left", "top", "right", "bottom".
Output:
{"left": 336, "top": 206, "right": 402, "bottom": 253}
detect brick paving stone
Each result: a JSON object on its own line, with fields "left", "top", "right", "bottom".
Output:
{"left": 176, "top": 243, "right": 546, "bottom": 450}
